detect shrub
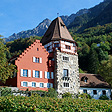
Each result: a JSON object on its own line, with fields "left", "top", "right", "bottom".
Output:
{"left": 45, "top": 88, "right": 58, "bottom": 98}
{"left": 99, "top": 95, "right": 109, "bottom": 100}
{"left": 78, "top": 93, "right": 92, "bottom": 99}
{"left": 0, "top": 87, "right": 11, "bottom": 96}
{"left": 62, "top": 92, "right": 72, "bottom": 98}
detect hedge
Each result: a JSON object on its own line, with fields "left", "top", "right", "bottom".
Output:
{"left": 0, "top": 95, "right": 112, "bottom": 112}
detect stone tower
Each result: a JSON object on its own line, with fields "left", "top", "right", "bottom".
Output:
{"left": 41, "top": 17, "right": 80, "bottom": 95}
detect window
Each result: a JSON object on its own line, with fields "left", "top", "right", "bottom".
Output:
{"left": 63, "top": 83, "right": 69, "bottom": 87}
{"left": 83, "top": 89, "right": 87, "bottom": 93}
{"left": 93, "top": 90, "right": 97, "bottom": 95}
{"left": 35, "top": 71, "right": 40, "bottom": 78}
{"left": 84, "top": 79, "right": 87, "bottom": 83}
{"left": 47, "top": 72, "right": 50, "bottom": 79}
{"left": 35, "top": 58, "right": 39, "bottom": 63}
{"left": 102, "top": 90, "right": 106, "bottom": 95}
{"left": 23, "top": 82, "right": 27, "bottom": 87}
{"left": 47, "top": 83, "right": 51, "bottom": 88}
{"left": 32, "top": 82, "right": 36, "bottom": 87}
{"left": 73, "top": 43, "right": 76, "bottom": 47}
{"left": 23, "top": 69, "right": 28, "bottom": 77}
{"left": 63, "top": 56, "right": 69, "bottom": 61}
{"left": 63, "top": 69, "right": 68, "bottom": 77}
{"left": 65, "top": 45, "right": 71, "bottom": 50}
{"left": 37, "top": 48, "right": 39, "bottom": 51}
{"left": 54, "top": 43, "right": 59, "bottom": 47}
{"left": 40, "top": 83, "right": 44, "bottom": 88}
{"left": 47, "top": 46, "right": 50, "bottom": 51}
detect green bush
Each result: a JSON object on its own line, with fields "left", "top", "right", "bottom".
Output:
{"left": 0, "top": 95, "right": 112, "bottom": 111}
{"left": 0, "top": 87, "right": 11, "bottom": 96}
{"left": 45, "top": 88, "right": 58, "bottom": 98}
{"left": 78, "top": 93, "right": 92, "bottom": 99}
{"left": 62, "top": 92, "right": 72, "bottom": 98}
{"left": 99, "top": 95, "right": 109, "bottom": 100}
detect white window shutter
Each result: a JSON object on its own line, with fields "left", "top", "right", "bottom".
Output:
{"left": 45, "top": 71, "right": 47, "bottom": 78}
{"left": 51, "top": 83, "right": 53, "bottom": 88}
{"left": 33, "top": 57, "right": 35, "bottom": 62}
{"left": 40, "top": 58, "right": 42, "bottom": 63}
{"left": 40, "top": 71, "right": 42, "bottom": 78}
{"left": 28, "top": 70, "right": 31, "bottom": 77}
{"left": 36, "top": 83, "right": 39, "bottom": 87}
{"left": 33, "top": 70, "right": 35, "bottom": 77}
{"left": 28, "top": 82, "right": 32, "bottom": 87}
{"left": 21, "top": 81, "right": 23, "bottom": 86}
{"left": 51, "top": 72, "right": 54, "bottom": 79}
{"left": 21, "top": 69, "right": 23, "bottom": 76}
{"left": 44, "top": 83, "right": 47, "bottom": 88}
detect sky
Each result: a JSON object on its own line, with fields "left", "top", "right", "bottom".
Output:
{"left": 0, "top": 0, "right": 103, "bottom": 38}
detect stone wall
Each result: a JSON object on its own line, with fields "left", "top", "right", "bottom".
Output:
{"left": 54, "top": 50, "right": 80, "bottom": 96}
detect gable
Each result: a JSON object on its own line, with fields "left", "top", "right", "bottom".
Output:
{"left": 15, "top": 40, "right": 49, "bottom": 66}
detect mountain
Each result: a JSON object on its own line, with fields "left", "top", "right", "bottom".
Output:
{"left": 61, "top": 9, "right": 89, "bottom": 26}
{"left": 5, "top": 8, "right": 88, "bottom": 42}
{"left": 68, "top": 0, "right": 112, "bottom": 32}
{"left": 79, "top": 1, "right": 112, "bottom": 30}
{"left": 5, "top": 18, "right": 51, "bottom": 42}
{"left": 5, "top": 0, "right": 112, "bottom": 42}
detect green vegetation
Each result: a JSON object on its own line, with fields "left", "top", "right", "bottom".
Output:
{"left": 0, "top": 39, "right": 16, "bottom": 83}
{"left": 0, "top": 95, "right": 112, "bottom": 112}
{"left": 99, "top": 95, "right": 109, "bottom": 100}
{"left": 70, "top": 23, "right": 112, "bottom": 86}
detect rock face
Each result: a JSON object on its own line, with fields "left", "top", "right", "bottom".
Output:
{"left": 54, "top": 50, "right": 80, "bottom": 96}
{"left": 5, "top": 18, "right": 51, "bottom": 42}
{"left": 61, "top": 9, "right": 89, "bottom": 26}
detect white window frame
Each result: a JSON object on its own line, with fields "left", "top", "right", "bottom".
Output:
{"left": 35, "top": 71, "right": 40, "bottom": 78}
{"left": 23, "top": 69, "right": 28, "bottom": 77}
{"left": 47, "top": 83, "right": 51, "bottom": 88}
{"left": 32, "top": 82, "right": 36, "bottom": 87}
{"left": 22, "top": 81, "right": 28, "bottom": 87}
{"left": 62, "top": 56, "right": 69, "bottom": 61}
{"left": 40, "top": 83, "right": 44, "bottom": 88}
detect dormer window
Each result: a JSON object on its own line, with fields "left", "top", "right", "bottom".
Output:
{"left": 84, "top": 79, "right": 87, "bottom": 83}
{"left": 81, "top": 76, "right": 88, "bottom": 83}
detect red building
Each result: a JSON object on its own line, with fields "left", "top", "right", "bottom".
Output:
{"left": 0, "top": 17, "right": 79, "bottom": 93}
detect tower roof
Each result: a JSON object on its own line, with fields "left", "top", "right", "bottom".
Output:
{"left": 41, "top": 17, "right": 74, "bottom": 45}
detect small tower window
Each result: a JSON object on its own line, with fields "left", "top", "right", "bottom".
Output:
{"left": 65, "top": 45, "right": 71, "bottom": 50}
{"left": 54, "top": 43, "right": 59, "bottom": 47}
{"left": 63, "top": 82, "right": 69, "bottom": 87}
{"left": 47, "top": 46, "right": 50, "bottom": 51}
{"left": 63, "top": 69, "right": 68, "bottom": 77}
{"left": 63, "top": 56, "right": 69, "bottom": 61}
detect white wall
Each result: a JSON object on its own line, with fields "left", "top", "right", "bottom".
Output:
{"left": 79, "top": 87, "right": 111, "bottom": 100}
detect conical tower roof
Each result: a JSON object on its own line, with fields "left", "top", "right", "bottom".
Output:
{"left": 41, "top": 17, "right": 74, "bottom": 45}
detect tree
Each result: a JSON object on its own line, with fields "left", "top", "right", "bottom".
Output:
{"left": 98, "top": 55, "right": 112, "bottom": 86}
{"left": 88, "top": 48, "right": 99, "bottom": 74}
{"left": 0, "top": 39, "right": 16, "bottom": 83}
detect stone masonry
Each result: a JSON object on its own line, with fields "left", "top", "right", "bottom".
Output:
{"left": 54, "top": 50, "right": 80, "bottom": 95}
